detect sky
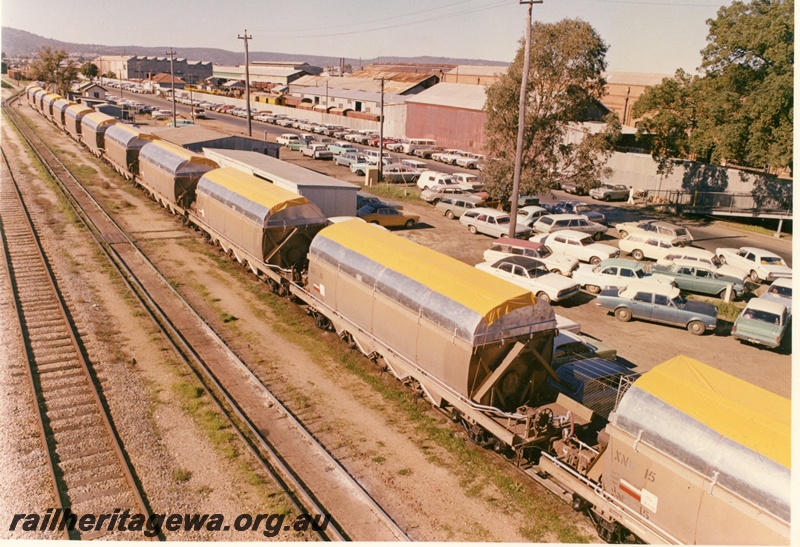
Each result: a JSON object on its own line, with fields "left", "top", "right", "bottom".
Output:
{"left": 2, "top": 0, "right": 730, "bottom": 75}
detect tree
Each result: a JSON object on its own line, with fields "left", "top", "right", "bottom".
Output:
{"left": 81, "top": 62, "right": 99, "bottom": 79}
{"left": 632, "top": 0, "right": 792, "bottom": 172}
{"left": 29, "top": 47, "right": 78, "bottom": 96}
{"left": 482, "top": 19, "right": 619, "bottom": 199}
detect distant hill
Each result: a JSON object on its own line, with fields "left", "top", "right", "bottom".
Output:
{"left": 2, "top": 27, "right": 509, "bottom": 69}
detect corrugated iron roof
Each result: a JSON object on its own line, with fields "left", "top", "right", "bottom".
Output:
{"left": 445, "top": 65, "right": 508, "bottom": 77}
{"left": 404, "top": 82, "right": 488, "bottom": 111}
{"left": 291, "top": 75, "right": 422, "bottom": 95}
{"left": 293, "top": 85, "right": 406, "bottom": 105}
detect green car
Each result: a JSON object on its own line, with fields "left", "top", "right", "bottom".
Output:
{"left": 732, "top": 299, "right": 790, "bottom": 348}
{"left": 651, "top": 259, "right": 747, "bottom": 299}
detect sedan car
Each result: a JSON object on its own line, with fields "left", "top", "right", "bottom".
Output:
{"left": 515, "top": 206, "right": 550, "bottom": 229}
{"left": 334, "top": 153, "right": 366, "bottom": 167}
{"left": 618, "top": 232, "right": 685, "bottom": 261}
{"left": 650, "top": 259, "right": 749, "bottom": 299}
{"left": 732, "top": 299, "right": 790, "bottom": 348}
{"left": 434, "top": 195, "right": 486, "bottom": 219}
{"left": 545, "top": 201, "right": 605, "bottom": 224}
{"left": 589, "top": 184, "right": 630, "bottom": 201}
{"left": 559, "top": 180, "right": 591, "bottom": 195}
{"left": 475, "top": 256, "right": 580, "bottom": 304}
{"left": 596, "top": 281, "right": 718, "bottom": 334}
{"left": 532, "top": 214, "right": 607, "bottom": 240}
{"left": 460, "top": 208, "right": 531, "bottom": 238}
{"left": 534, "top": 230, "right": 620, "bottom": 265}
{"left": 715, "top": 247, "right": 792, "bottom": 283}
{"left": 758, "top": 278, "right": 792, "bottom": 313}
{"left": 483, "top": 237, "right": 578, "bottom": 277}
{"left": 357, "top": 206, "right": 419, "bottom": 229}
{"left": 615, "top": 219, "right": 693, "bottom": 245}
{"left": 571, "top": 258, "right": 664, "bottom": 294}
{"left": 381, "top": 164, "right": 421, "bottom": 183}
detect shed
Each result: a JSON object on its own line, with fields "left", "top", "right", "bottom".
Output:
{"left": 148, "top": 126, "right": 280, "bottom": 157}
{"left": 81, "top": 112, "right": 118, "bottom": 156}
{"left": 202, "top": 149, "right": 358, "bottom": 218}
{"left": 194, "top": 167, "right": 326, "bottom": 268}
{"left": 104, "top": 124, "right": 159, "bottom": 179}
{"left": 138, "top": 141, "right": 218, "bottom": 210}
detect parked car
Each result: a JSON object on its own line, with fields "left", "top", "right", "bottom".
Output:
{"left": 401, "top": 158, "right": 427, "bottom": 171}
{"left": 460, "top": 208, "right": 531, "bottom": 238}
{"left": 650, "top": 259, "right": 749, "bottom": 299}
{"left": 328, "top": 141, "right": 359, "bottom": 155}
{"left": 432, "top": 149, "right": 466, "bottom": 164}
{"left": 454, "top": 153, "right": 485, "bottom": 169}
{"left": 300, "top": 143, "right": 334, "bottom": 160}
{"left": 596, "top": 281, "right": 718, "bottom": 335}
{"left": 416, "top": 170, "right": 459, "bottom": 191}
{"left": 759, "top": 278, "right": 792, "bottom": 313}
{"left": 501, "top": 195, "right": 540, "bottom": 212}
{"left": 385, "top": 139, "right": 408, "bottom": 152}
{"left": 475, "top": 256, "right": 580, "bottom": 304}
{"left": 715, "top": 247, "right": 792, "bottom": 283}
{"left": 532, "top": 214, "right": 607, "bottom": 240}
{"left": 451, "top": 173, "right": 483, "bottom": 191}
{"left": 357, "top": 206, "right": 419, "bottom": 229}
{"left": 350, "top": 158, "right": 389, "bottom": 176}
{"left": 618, "top": 232, "right": 685, "bottom": 261}
{"left": 571, "top": 258, "right": 664, "bottom": 294}
{"left": 732, "top": 299, "right": 790, "bottom": 348}
{"left": 483, "top": 237, "right": 578, "bottom": 277}
{"left": 357, "top": 191, "right": 403, "bottom": 211}
{"left": 381, "top": 164, "right": 421, "bottom": 183}
{"left": 544, "top": 357, "right": 632, "bottom": 418}
{"left": 551, "top": 332, "right": 618, "bottom": 368}
{"left": 420, "top": 185, "right": 468, "bottom": 204}
{"left": 544, "top": 201, "right": 605, "bottom": 223}
{"left": 615, "top": 219, "right": 693, "bottom": 245}
{"left": 534, "top": 230, "right": 620, "bottom": 265}
{"left": 334, "top": 153, "right": 366, "bottom": 167}
{"left": 434, "top": 195, "right": 486, "bottom": 219}
{"left": 277, "top": 134, "right": 304, "bottom": 147}
{"left": 589, "top": 184, "right": 630, "bottom": 201}
{"left": 559, "top": 180, "right": 592, "bottom": 195}
{"left": 515, "top": 206, "right": 549, "bottom": 229}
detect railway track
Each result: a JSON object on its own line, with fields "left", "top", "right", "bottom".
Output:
{"left": 0, "top": 148, "right": 152, "bottom": 540}
{"left": 4, "top": 96, "right": 408, "bottom": 541}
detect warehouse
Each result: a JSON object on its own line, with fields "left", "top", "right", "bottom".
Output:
{"left": 148, "top": 126, "right": 280, "bottom": 157}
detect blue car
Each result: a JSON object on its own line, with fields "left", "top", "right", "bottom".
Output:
{"left": 596, "top": 280, "right": 718, "bottom": 335}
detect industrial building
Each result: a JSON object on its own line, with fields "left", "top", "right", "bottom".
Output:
{"left": 148, "top": 126, "right": 280, "bottom": 157}
{"left": 94, "top": 55, "right": 213, "bottom": 83}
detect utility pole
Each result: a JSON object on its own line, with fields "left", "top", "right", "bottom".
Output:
{"left": 377, "top": 77, "right": 385, "bottom": 182}
{"left": 508, "top": 0, "right": 542, "bottom": 239}
{"left": 167, "top": 48, "right": 177, "bottom": 127}
{"left": 238, "top": 30, "right": 253, "bottom": 136}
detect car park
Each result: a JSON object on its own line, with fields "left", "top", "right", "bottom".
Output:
{"left": 650, "top": 259, "right": 749, "bottom": 299}
{"left": 758, "top": 278, "right": 792, "bottom": 313}
{"left": 615, "top": 219, "right": 693, "bottom": 244}
{"left": 545, "top": 201, "right": 605, "bottom": 223}
{"left": 715, "top": 247, "right": 792, "bottom": 283}
{"left": 732, "top": 299, "right": 790, "bottom": 348}
{"left": 533, "top": 230, "right": 620, "bottom": 265}
{"left": 434, "top": 195, "right": 486, "bottom": 219}
{"left": 482, "top": 237, "right": 578, "bottom": 277}
{"left": 532, "top": 214, "right": 607, "bottom": 240}
{"left": 475, "top": 256, "right": 580, "bottom": 304}
{"left": 460, "top": 208, "right": 531, "bottom": 238}
{"left": 357, "top": 206, "right": 419, "bottom": 229}
{"left": 589, "top": 184, "right": 630, "bottom": 201}
{"left": 618, "top": 232, "right": 685, "bottom": 261}
{"left": 571, "top": 258, "right": 662, "bottom": 294}
{"left": 596, "top": 281, "right": 718, "bottom": 335}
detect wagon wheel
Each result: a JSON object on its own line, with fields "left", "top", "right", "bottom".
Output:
{"left": 461, "top": 419, "right": 489, "bottom": 446}
{"left": 615, "top": 307, "right": 632, "bottom": 322}
{"left": 687, "top": 320, "right": 706, "bottom": 335}
{"left": 314, "top": 313, "right": 332, "bottom": 331}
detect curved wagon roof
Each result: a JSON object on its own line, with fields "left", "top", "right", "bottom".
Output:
{"left": 81, "top": 112, "right": 117, "bottom": 132}
{"left": 613, "top": 356, "right": 790, "bottom": 523}
{"left": 105, "top": 124, "right": 159, "bottom": 148}
{"left": 139, "top": 140, "right": 218, "bottom": 176}
{"left": 310, "top": 220, "right": 556, "bottom": 345}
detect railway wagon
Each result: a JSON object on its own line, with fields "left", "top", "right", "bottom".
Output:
{"left": 192, "top": 167, "right": 326, "bottom": 272}
{"left": 41, "top": 93, "right": 62, "bottom": 121}
{"left": 138, "top": 140, "right": 218, "bottom": 213}
{"left": 540, "top": 356, "right": 790, "bottom": 544}
{"left": 51, "top": 98, "right": 74, "bottom": 127}
{"left": 25, "top": 84, "right": 42, "bottom": 105}
{"left": 32, "top": 89, "right": 48, "bottom": 112}
{"left": 305, "top": 220, "right": 595, "bottom": 452}
{"left": 104, "top": 124, "right": 159, "bottom": 180}
{"left": 63, "top": 104, "right": 94, "bottom": 142}
{"left": 81, "top": 112, "right": 118, "bottom": 157}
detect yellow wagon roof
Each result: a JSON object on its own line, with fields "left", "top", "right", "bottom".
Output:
{"left": 82, "top": 112, "right": 117, "bottom": 127}
{"left": 318, "top": 220, "right": 537, "bottom": 324}
{"left": 634, "top": 356, "right": 790, "bottom": 468}
{"left": 201, "top": 167, "right": 310, "bottom": 215}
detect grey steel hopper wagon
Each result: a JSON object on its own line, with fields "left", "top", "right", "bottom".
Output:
{"left": 138, "top": 140, "right": 218, "bottom": 213}
{"left": 104, "top": 124, "right": 159, "bottom": 180}
{"left": 81, "top": 112, "right": 118, "bottom": 157}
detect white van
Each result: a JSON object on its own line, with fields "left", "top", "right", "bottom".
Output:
{"left": 403, "top": 138, "right": 437, "bottom": 155}
{"left": 416, "top": 170, "right": 457, "bottom": 190}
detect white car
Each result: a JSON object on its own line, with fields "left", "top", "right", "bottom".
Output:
{"left": 483, "top": 237, "right": 578, "bottom": 277}
{"left": 758, "top": 278, "right": 792, "bottom": 313}
{"left": 618, "top": 232, "right": 685, "bottom": 261}
{"left": 715, "top": 247, "right": 792, "bottom": 283}
{"left": 515, "top": 206, "right": 549, "bottom": 229}
{"left": 460, "top": 208, "right": 531, "bottom": 238}
{"left": 451, "top": 172, "right": 483, "bottom": 190}
{"left": 276, "top": 134, "right": 303, "bottom": 146}
{"left": 454, "top": 153, "right": 485, "bottom": 169}
{"left": 656, "top": 247, "right": 748, "bottom": 279}
{"left": 534, "top": 230, "right": 620, "bottom": 265}
{"left": 615, "top": 219, "right": 693, "bottom": 245}
{"left": 475, "top": 256, "right": 580, "bottom": 304}
{"left": 572, "top": 258, "right": 669, "bottom": 294}
{"left": 533, "top": 214, "right": 607, "bottom": 240}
